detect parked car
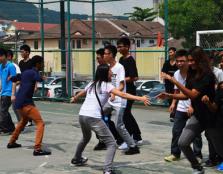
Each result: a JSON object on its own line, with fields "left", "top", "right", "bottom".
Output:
{"left": 33, "top": 85, "right": 62, "bottom": 98}
{"left": 37, "top": 77, "right": 89, "bottom": 98}
{"left": 148, "top": 83, "right": 169, "bottom": 106}
{"left": 72, "top": 80, "right": 89, "bottom": 95}
{"left": 37, "top": 76, "right": 64, "bottom": 87}
{"left": 136, "top": 80, "right": 161, "bottom": 96}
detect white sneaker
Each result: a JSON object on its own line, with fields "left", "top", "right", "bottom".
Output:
{"left": 135, "top": 140, "right": 143, "bottom": 146}
{"left": 118, "top": 142, "right": 128, "bottom": 150}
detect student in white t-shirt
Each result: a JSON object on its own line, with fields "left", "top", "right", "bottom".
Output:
{"left": 164, "top": 49, "right": 202, "bottom": 162}
{"left": 70, "top": 64, "right": 149, "bottom": 174}
{"left": 103, "top": 45, "right": 140, "bottom": 155}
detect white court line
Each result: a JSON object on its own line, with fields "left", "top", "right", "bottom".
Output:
{"left": 40, "top": 111, "right": 74, "bottom": 116}
{"left": 39, "top": 162, "right": 48, "bottom": 168}
{"left": 114, "top": 160, "right": 165, "bottom": 168}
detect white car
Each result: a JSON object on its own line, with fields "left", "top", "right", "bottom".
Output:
{"left": 36, "top": 78, "right": 89, "bottom": 98}
{"left": 135, "top": 80, "right": 161, "bottom": 96}
{"left": 34, "top": 85, "right": 62, "bottom": 98}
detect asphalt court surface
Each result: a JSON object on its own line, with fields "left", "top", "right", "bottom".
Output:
{"left": 0, "top": 101, "right": 220, "bottom": 174}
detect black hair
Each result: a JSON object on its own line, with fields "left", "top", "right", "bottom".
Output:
{"left": 96, "top": 48, "right": 104, "bottom": 57}
{"left": 104, "top": 44, "right": 117, "bottom": 58}
{"left": 32, "top": 55, "right": 43, "bottom": 66}
{"left": 168, "top": 47, "right": 176, "bottom": 52}
{"left": 7, "top": 50, "right": 13, "bottom": 58}
{"left": 117, "top": 37, "right": 131, "bottom": 47}
{"left": 0, "top": 48, "right": 7, "bottom": 57}
{"left": 89, "top": 64, "right": 110, "bottom": 93}
{"left": 175, "top": 49, "right": 188, "bottom": 58}
{"left": 187, "top": 46, "right": 214, "bottom": 85}
{"left": 20, "top": 44, "right": 31, "bottom": 53}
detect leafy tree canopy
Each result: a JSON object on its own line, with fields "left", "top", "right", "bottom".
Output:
{"left": 160, "top": 0, "right": 223, "bottom": 48}
{"left": 125, "top": 7, "right": 157, "bottom": 21}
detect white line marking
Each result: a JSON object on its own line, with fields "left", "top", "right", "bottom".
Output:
{"left": 41, "top": 111, "right": 73, "bottom": 116}
{"left": 114, "top": 160, "right": 164, "bottom": 168}
{"left": 39, "top": 162, "right": 48, "bottom": 168}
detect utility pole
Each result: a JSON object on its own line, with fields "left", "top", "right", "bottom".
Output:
{"left": 60, "top": 1, "right": 66, "bottom": 97}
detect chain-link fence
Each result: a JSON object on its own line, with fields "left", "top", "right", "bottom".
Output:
{"left": 0, "top": 0, "right": 168, "bottom": 101}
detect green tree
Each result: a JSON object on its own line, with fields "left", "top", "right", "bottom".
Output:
{"left": 160, "top": 0, "right": 223, "bottom": 48}
{"left": 0, "top": 43, "right": 12, "bottom": 50}
{"left": 124, "top": 7, "right": 157, "bottom": 21}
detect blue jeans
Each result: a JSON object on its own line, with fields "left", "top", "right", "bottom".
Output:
{"left": 171, "top": 111, "right": 202, "bottom": 158}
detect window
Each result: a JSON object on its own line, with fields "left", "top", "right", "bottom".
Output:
{"left": 72, "top": 40, "right": 75, "bottom": 49}
{"left": 149, "top": 39, "right": 155, "bottom": 44}
{"left": 76, "top": 40, "right": 81, "bottom": 48}
{"left": 58, "top": 39, "right": 61, "bottom": 49}
{"left": 83, "top": 39, "right": 88, "bottom": 45}
{"left": 34, "top": 40, "right": 38, "bottom": 50}
{"left": 136, "top": 39, "right": 141, "bottom": 47}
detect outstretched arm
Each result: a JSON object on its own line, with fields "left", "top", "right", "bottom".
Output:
{"left": 156, "top": 92, "right": 188, "bottom": 100}
{"left": 161, "top": 72, "right": 200, "bottom": 100}
{"left": 111, "top": 88, "right": 150, "bottom": 106}
{"left": 70, "top": 90, "right": 86, "bottom": 103}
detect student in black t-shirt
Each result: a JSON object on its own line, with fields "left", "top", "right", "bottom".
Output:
{"left": 19, "top": 44, "right": 33, "bottom": 72}
{"left": 158, "top": 46, "right": 223, "bottom": 174}
{"left": 19, "top": 44, "right": 33, "bottom": 126}
{"left": 162, "top": 47, "right": 178, "bottom": 122}
{"left": 117, "top": 37, "right": 143, "bottom": 148}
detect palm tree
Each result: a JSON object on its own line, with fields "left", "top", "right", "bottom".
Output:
{"left": 124, "top": 7, "right": 157, "bottom": 21}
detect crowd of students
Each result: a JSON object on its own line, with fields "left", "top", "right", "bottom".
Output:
{"left": 0, "top": 40, "right": 223, "bottom": 174}
{"left": 160, "top": 46, "right": 223, "bottom": 174}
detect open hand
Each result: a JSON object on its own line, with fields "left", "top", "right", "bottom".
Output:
{"left": 161, "top": 72, "right": 172, "bottom": 81}
{"left": 187, "top": 106, "right": 194, "bottom": 117}
{"left": 141, "top": 95, "right": 151, "bottom": 106}
{"left": 201, "top": 95, "right": 210, "bottom": 104}
{"left": 156, "top": 92, "right": 170, "bottom": 100}
{"left": 70, "top": 96, "right": 77, "bottom": 103}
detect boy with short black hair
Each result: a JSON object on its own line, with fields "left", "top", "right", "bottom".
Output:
{"left": 7, "top": 55, "right": 51, "bottom": 156}
{"left": 117, "top": 37, "right": 143, "bottom": 149}
{"left": 0, "top": 48, "right": 16, "bottom": 135}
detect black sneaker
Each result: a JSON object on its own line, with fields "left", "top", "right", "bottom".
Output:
{"left": 7, "top": 142, "right": 22, "bottom": 149}
{"left": 94, "top": 141, "right": 107, "bottom": 151}
{"left": 204, "top": 159, "right": 218, "bottom": 167}
{"left": 71, "top": 156, "right": 88, "bottom": 166}
{"left": 104, "top": 170, "right": 116, "bottom": 174}
{"left": 124, "top": 146, "right": 140, "bottom": 155}
{"left": 33, "top": 149, "right": 51, "bottom": 156}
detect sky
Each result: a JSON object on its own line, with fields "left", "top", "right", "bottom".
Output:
{"left": 27, "top": 0, "right": 153, "bottom": 15}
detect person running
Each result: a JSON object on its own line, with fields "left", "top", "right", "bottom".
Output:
{"left": 201, "top": 81, "right": 223, "bottom": 171}
{"left": 117, "top": 37, "right": 142, "bottom": 150}
{"left": 103, "top": 45, "right": 140, "bottom": 155}
{"left": 7, "top": 55, "right": 51, "bottom": 156}
{"left": 70, "top": 64, "right": 149, "bottom": 174}
{"left": 163, "top": 49, "right": 202, "bottom": 162}
{"left": 161, "top": 47, "right": 178, "bottom": 122}
{"left": 18, "top": 44, "right": 34, "bottom": 126}
{"left": 7, "top": 50, "right": 21, "bottom": 122}
{"left": 0, "top": 48, "right": 16, "bottom": 135}
{"left": 158, "top": 46, "right": 223, "bottom": 174}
